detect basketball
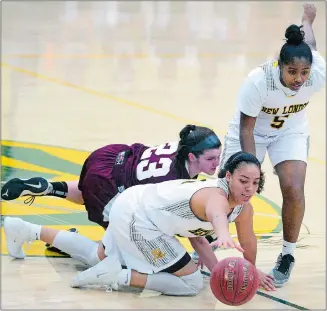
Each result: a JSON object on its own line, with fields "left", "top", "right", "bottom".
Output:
{"left": 210, "top": 257, "right": 260, "bottom": 306}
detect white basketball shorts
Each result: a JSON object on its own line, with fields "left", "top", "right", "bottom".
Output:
{"left": 102, "top": 187, "right": 187, "bottom": 274}
{"left": 220, "top": 132, "right": 310, "bottom": 168}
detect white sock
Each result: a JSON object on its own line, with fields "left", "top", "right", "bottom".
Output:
{"left": 117, "top": 269, "right": 131, "bottom": 286}
{"left": 28, "top": 222, "right": 42, "bottom": 241}
{"left": 282, "top": 240, "right": 296, "bottom": 256}
{"left": 52, "top": 231, "right": 101, "bottom": 266}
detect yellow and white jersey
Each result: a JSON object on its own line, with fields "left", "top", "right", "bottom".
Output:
{"left": 227, "top": 50, "right": 326, "bottom": 138}
{"left": 106, "top": 177, "right": 243, "bottom": 274}
{"left": 116, "top": 177, "right": 243, "bottom": 238}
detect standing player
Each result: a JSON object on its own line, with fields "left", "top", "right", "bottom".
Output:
{"left": 4, "top": 152, "right": 275, "bottom": 294}
{"left": 1, "top": 124, "right": 221, "bottom": 229}
{"left": 220, "top": 4, "right": 325, "bottom": 287}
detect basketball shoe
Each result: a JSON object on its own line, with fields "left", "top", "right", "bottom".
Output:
{"left": 270, "top": 253, "right": 295, "bottom": 287}
{"left": 1, "top": 177, "right": 52, "bottom": 201}
{"left": 71, "top": 256, "right": 122, "bottom": 288}
{"left": 4, "top": 217, "right": 40, "bottom": 259}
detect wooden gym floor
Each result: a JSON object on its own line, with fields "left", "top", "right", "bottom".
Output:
{"left": 1, "top": 1, "right": 326, "bottom": 309}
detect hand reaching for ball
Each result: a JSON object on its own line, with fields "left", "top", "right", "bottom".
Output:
{"left": 211, "top": 233, "right": 244, "bottom": 253}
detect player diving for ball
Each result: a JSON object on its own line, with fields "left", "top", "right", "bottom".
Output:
{"left": 2, "top": 124, "right": 222, "bottom": 230}
{"left": 4, "top": 151, "right": 276, "bottom": 295}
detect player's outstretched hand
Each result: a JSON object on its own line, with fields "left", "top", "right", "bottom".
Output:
{"left": 302, "top": 3, "right": 316, "bottom": 24}
{"left": 257, "top": 269, "right": 276, "bottom": 291}
{"left": 211, "top": 233, "right": 244, "bottom": 253}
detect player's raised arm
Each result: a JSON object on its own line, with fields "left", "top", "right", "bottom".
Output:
{"left": 301, "top": 4, "right": 317, "bottom": 50}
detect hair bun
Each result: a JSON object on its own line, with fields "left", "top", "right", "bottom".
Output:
{"left": 285, "top": 24, "right": 305, "bottom": 45}
{"left": 179, "top": 124, "right": 196, "bottom": 142}
{"left": 217, "top": 168, "right": 227, "bottom": 178}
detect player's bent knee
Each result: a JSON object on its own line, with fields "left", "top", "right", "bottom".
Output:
{"left": 71, "top": 242, "right": 101, "bottom": 267}
{"left": 145, "top": 269, "right": 204, "bottom": 296}
{"left": 97, "top": 243, "right": 106, "bottom": 261}
{"left": 180, "top": 269, "right": 204, "bottom": 295}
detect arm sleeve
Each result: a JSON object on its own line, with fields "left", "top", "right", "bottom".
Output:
{"left": 311, "top": 50, "right": 326, "bottom": 92}
{"left": 237, "top": 68, "right": 266, "bottom": 117}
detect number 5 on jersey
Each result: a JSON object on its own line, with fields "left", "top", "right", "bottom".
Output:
{"left": 271, "top": 115, "right": 289, "bottom": 129}
{"left": 136, "top": 142, "right": 178, "bottom": 180}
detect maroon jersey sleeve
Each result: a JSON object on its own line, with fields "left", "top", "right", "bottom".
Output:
{"left": 132, "top": 142, "right": 190, "bottom": 185}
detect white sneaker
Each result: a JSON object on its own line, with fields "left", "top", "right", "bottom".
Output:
{"left": 4, "top": 217, "right": 35, "bottom": 259}
{"left": 104, "top": 281, "right": 119, "bottom": 292}
{"left": 71, "top": 256, "right": 122, "bottom": 288}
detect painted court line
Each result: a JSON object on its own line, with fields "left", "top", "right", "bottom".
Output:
{"left": 200, "top": 271, "right": 309, "bottom": 310}
{"left": 1, "top": 62, "right": 217, "bottom": 133}
{"left": 0, "top": 252, "right": 308, "bottom": 310}
{"left": 6, "top": 51, "right": 323, "bottom": 60}
{"left": 1, "top": 62, "right": 325, "bottom": 166}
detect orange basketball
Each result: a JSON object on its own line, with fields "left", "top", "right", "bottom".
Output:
{"left": 210, "top": 257, "right": 260, "bottom": 306}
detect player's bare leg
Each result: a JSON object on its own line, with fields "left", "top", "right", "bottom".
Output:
{"left": 271, "top": 160, "right": 306, "bottom": 287}
{"left": 65, "top": 181, "right": 84, "bottom": 204}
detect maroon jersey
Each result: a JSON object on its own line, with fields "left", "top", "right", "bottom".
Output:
{"left": 113, "top": 141, "right": 191, "bottom": 190}
{"left": 79, "top": 141, "right": 191, "bottom": 228}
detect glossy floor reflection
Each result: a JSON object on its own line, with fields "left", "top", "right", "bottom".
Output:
{"left": 1, "top": 1, "right": 326, "bottom": 309}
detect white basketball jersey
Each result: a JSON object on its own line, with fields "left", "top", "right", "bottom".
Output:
{"left": 227, "top": 50, "right": 326, "bottom": 138}
{"left": 132, "top": 177, "right": 243, "bottom": 238}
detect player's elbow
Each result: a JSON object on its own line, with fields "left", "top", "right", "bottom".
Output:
{"left": 239, "top": 127, "right": 254, "bottom": 137}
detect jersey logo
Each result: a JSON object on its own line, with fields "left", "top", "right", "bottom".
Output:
{"left": 115, "top": 151, "right": 127, "bottom": 165}
{"left": 188, "top": 228, "right": 215, "bottom": 237}
{"left": 117, "top": 186, "right": 125, "bottom": 193}
{"left": 151, "top": 248, "right": 166, "bottom": 262}
{"left": 261, "top": 102, "right": 310, "bottom": 130}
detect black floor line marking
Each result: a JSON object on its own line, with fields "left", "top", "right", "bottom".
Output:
{"left": 201, "top": 270, "right": 309, "bottom": 310}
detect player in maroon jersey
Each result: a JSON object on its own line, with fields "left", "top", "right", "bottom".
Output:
{"left": 1, "top": 125, "right": 222, "bottom": 229}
